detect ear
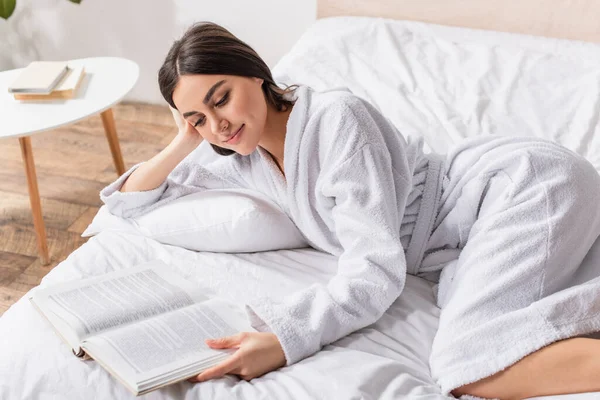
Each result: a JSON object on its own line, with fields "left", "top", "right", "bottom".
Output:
{"left": 253, "top": 77, "right": 264, "bottom": 86}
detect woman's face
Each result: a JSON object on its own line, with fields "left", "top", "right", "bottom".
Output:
{"left": 172, "top": 74, "right": 267, "bottom": 156}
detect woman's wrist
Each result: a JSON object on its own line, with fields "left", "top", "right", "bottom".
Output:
{"left": 120, "top": 134, "right": 198, "bottom": 193}
{"left": 168, "top": 132, "right": 203, "bottom": 159}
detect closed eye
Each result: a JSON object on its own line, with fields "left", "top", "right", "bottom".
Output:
{"left": 215, "top": 91, "right": 229, "bottom": 107}
{"left": 193, "top": 91, "right": 229, "bottom": 127}
{"left": 194, "top": 117, "right": 205, "bottom": 127}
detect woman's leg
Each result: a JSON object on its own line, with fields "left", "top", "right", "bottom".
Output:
{"left": 452, "top": 337, "right": 600, "bottom": 400}
{"left": 425, "top": 135, "right": 600, "bottom": 398}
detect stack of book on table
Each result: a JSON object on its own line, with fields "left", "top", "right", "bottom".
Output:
{"left": 8, "top": 60, "right": 85, "bottom": 100}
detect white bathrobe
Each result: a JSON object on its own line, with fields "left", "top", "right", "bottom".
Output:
{"left": 101, "top": 86, "right": 442, "bottom": 366}
{"left": 419, "top": 134, "right": 600, "bottom": 395}
{"left": 102, "top": 85, "right": 600, "bottom": 397}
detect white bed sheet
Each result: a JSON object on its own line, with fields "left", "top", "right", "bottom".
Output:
{"left": 2, "top": 16, "right": 600, "bottom": 400}
{"left": 0, "top": 231, "right": 448, "bottom": 400}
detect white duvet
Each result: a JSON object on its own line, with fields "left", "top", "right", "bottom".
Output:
{"left": 2, "top": 17, "right": 600, "bottom": 400}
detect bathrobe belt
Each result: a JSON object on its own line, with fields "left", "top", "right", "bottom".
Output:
{"left": 404, "top": 153, "right": 445, "bottom": 276}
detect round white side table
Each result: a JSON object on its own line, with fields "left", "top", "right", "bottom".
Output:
{"left": 0, "top": 57, "right": 139, "bottom": 265}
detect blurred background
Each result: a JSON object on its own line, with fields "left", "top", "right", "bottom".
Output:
{"left": 0, "top": 0, "right": 317, "bottom": 102}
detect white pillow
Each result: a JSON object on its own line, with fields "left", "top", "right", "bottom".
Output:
{"left": 82, "top": 189, "right": 308, "bottom": 253}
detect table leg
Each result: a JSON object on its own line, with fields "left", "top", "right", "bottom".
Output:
{"left": 18, "top": 136, "right": 50, "bottom": 266}
{"left": 100, "top": 108, "right": 125, "bottom": 176}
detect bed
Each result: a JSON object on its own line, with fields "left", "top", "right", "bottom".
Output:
{"left": 2, "top": 1, "right": 600, "bottom": 399}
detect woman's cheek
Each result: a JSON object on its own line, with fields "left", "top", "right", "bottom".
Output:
{"left": 229, "top": 102, "right": 247, "bottom": 121}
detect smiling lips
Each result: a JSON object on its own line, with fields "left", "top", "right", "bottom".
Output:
{"left": 225, "top": 124, "right": 244, "bottom": 144}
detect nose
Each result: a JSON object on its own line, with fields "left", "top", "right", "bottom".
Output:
{"left": 211, "top": 117, "right": 229, "bottom": 135}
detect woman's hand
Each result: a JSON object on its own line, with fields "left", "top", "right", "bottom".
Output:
{"left": 169, "top": 106, "right": 204, "bottom": 149}
{"left": 188, "top": 332, "right": 286, "bottom": 383}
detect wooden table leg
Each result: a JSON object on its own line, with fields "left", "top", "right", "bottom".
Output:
{"left": 100, "top": 108, "right": 125, "bottom": 176}
{"left": 18, "top": 136, "right": 50, "bottom": 266}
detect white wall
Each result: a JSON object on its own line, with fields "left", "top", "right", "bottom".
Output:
{"left": 0, "top": 0, "right": 316, "bottom": 104}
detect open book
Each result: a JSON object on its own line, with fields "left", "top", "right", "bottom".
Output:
{"left": 29, "top": 261, "right": 255, "bottom": 396}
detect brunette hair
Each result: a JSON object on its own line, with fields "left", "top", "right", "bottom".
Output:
{"left": 158, "top": 21, "right": 296, "bottom": 156}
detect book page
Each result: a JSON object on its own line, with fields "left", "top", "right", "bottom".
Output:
{"left": 82, "top": 298, "right": 254, "bottom": 393}
{"left": 30, "top": 261, "right": 208, "bottom": 345}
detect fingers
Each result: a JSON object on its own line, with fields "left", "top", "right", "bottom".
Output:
{"left": 206, "top": 332, "right": 245, "bottom": 349}
{"left": 169, "top": 106, "right": 187, "bottom": 132}
{"left": 187, "top": 332, "right": 286, "bottom": 385}
{"left": 190, "top": 354, "right": 241, "bottom": 383}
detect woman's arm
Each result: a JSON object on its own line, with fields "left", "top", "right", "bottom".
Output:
{"left": 121, "top": 107, "right": 202, "bottom": 192}
{"left": 100, "top": 108, "right": 248, "bottom": 218}
{"left": 246, "top": 143, "right": 409, "bottom": 365}
{"left": 120, "top": 133, "right": 199, "bottom": 193}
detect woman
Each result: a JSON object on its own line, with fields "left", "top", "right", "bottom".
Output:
{"left": 101, "top": 22, "right": 600, "bottom": 399}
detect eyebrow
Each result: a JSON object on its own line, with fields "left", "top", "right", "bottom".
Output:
{"left": 182, "top": 79, "right": 226, "bottom": 118}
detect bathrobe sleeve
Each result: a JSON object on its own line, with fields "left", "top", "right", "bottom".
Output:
{"left": 100, "top": 155, "right": 251, "bottom": 218}
{"left": 246, "top": 140, "right": 412, "bottom": 365}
